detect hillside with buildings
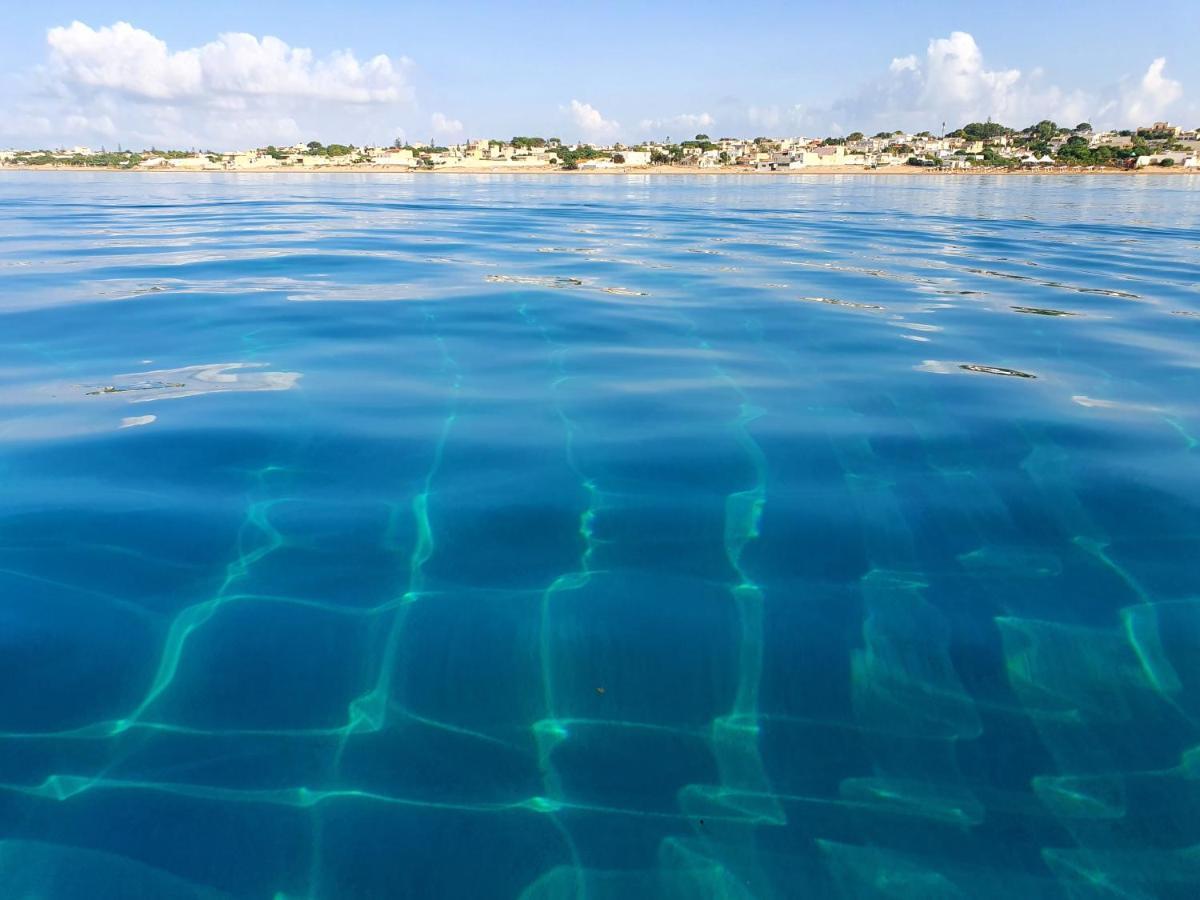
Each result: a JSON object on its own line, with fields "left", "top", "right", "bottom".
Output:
{"left": 3, "top": 122, "right": 1197, "bottom": 172}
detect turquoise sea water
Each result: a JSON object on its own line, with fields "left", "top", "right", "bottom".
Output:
{"left": 1, "top": 173, "right": 1199, "bottom": 898}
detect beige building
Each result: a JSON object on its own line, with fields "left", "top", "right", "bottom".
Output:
{"left": 369, "top": 148, "right": 416, "bottom": 166}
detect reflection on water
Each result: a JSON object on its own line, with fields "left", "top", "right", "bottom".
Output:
{"left": 86, "top": 363, "right": 301, "bottom": 402}
{"left": 1, "top": 173, "right": 1199, "bottom": 899}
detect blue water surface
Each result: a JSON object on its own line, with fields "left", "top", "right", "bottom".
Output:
{"left": 1, "top": 172, "right": 1199, "bottom": 898}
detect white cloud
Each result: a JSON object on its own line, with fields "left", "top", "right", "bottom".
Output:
{"left": 46, "top": 22, "right": 410, "bottom": 103}
{"left": 0, "top": 21, "right": 414, "bottom": 148}
{"left": 746, "top": 104, "right": 807, "bottom": 134}
{"left": 1114, "top": 57, "right": 1183, "bottom": 123}
{"left": 430, "top": 112, "right": 464, "bottom": 138}
{"left": 821, "top": 31, "right": 1180, "bottom": 133}
{"left": 638, "top": 112, "right": 715, "bottom": 134}
{"left": 565, "top": 99, "right": 619, "bottom": 139}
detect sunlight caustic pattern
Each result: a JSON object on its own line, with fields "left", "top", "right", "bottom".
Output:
{"left": 0, "top": 173, "right": 1199, "bottom": 897}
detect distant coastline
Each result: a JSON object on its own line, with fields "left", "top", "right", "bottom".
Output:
{"left": 2, "top": 164, "right": 1195, "bottom": 177}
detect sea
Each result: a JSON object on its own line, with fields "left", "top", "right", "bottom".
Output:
{"left": 0, "top": 172, "right": 1198, "bottom": 898}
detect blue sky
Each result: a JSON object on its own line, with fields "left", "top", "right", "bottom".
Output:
{"left": 2, "top": 0, "right": 1197, "bottom": 148}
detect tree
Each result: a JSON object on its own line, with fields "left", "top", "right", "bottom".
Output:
{"left": 1029, "top": 120, "right": 1058, "bottom": 142}
{"left": 306, "top": 141, "right": 323, "bottom": 153}
{"left": 612, "top": 153, "right": 625, "bottom": 164}
{"left": 846, "top": 132, "right": 864, "bottom": 142}
{"left": 1074, "top": 122, "right": 1093, "bottom": 133}
{"left": 719, "top": 151, "right": 730, "bottom": 164}
{"left": 694, "top": 133, "right": 710, "bottom": 141}
{"left": 960, "top": 121, "right": 1009, "bottom": 141}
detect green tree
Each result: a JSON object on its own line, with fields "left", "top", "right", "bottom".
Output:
{"left": 1029, "top": 120, "right": 1058, "bottom": 142}
{"left": 694, "top": 133, "right": 710, "bottom": 141}
{"left": 960, "top": 121, "right": 1009, "bottom": 141}
{"left": 846, "top": 132, "right": 864, "bottom": 141}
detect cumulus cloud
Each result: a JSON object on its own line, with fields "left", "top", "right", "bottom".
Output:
{"left": 744, "top": 104, "right": 810, "bottom": 135}
{"left": 565, "top": 99, "right": 619, "bottom": 139}
{"left": 1110, "top": 58, "right": 1183, "bottom": 124}
{"left": 46, "top": 21, "right": 409, "bottom": 103}
{"left": 823, "top": 32, "right": 1181, "bottom": 133}
{"left": 0, "top": 21, "right": 414, "bottom": 148}
{"left": 430, "top": 112, "right": 464, "bottom": 138}
{"left": 638, "top": 112, "right": 715, "bottom": 135}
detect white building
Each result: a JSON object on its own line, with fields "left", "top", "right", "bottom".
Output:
{"left": 615, "top": 150, "right": 651, "bottom": 166}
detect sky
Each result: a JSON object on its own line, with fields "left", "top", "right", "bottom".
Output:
{"left": 1, "top": 0, "right": 1197, "bottom": 149}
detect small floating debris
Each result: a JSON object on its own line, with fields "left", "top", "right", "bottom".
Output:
{"left": 1012, "top": 306, "right": 1077, "bottom": 317}
{"left": 800, "top": 296, "right": 885, "bottom": 310}
{"left": 959, "top": 364, "right": 1036, "bottom": 379}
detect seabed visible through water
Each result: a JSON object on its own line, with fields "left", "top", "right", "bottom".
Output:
{"left": 0, "top": 173, "right": 1199, "bottom": 898}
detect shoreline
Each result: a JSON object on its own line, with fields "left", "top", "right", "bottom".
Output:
{"left": 1, "top": 164, "right": 1195, "bottom": 177}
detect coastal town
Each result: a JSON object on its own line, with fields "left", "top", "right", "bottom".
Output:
{"left": 2, "top": 120, "right": 1197, "bottom": 173}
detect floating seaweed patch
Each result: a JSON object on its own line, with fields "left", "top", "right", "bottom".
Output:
{"left": 959, "top": 364, "right": 1036, "bottom": 378}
